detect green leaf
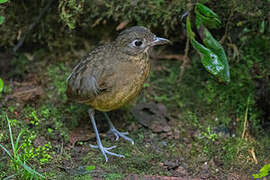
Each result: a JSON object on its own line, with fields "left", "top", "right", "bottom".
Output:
{"left": 253, "top": 163, "right": 270, "bottom": 178}
{"left": 0, "top": 16, "right": 4, "bottom": 25}
{"left": 15, "top": 130, "right": 24, "bottom": 153}
{"left": 20, "top": 161, "right": 44, "bottom": 178}
{"left": 198, "top": 25, "right": 230, "bottom": 82}
{"left": 0, "top": 78, "right": 3, "bottom": 92}
{"left": 7, "top": 115, "right": 15, "bottom": 155}
{"left": 186, "top": 16, "right": 195, "bottom": 39}
{"left": 186, "top": 17, "right": 230, "bottom": 82}
{"left": 0, "top": 143, "right": 12, "bottom": 158}
{"left": 195, "top": 3, "right": 221, "bottom": 29}
{"left": 190, "top": 38, "right": 225, "bottom": 76}
{"left": 86, "top": 165, "right": 96, "bottom": 171}
{"left": 0, "top": 0, "right": 8, "bottom": 3}
{"left": 260, "top": 20, "right": 265, "bottom": 34}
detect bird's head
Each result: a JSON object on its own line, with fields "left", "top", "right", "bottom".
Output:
{"left": 115, "top": 26, "right": 170, "bottom": 56}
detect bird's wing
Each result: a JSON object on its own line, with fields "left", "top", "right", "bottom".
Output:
{"left": 66, "top": 45, "right": 113, "bottom": 102}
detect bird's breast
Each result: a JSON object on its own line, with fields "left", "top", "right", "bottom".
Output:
{"left": 89, "top": 54, "right": 150, "bottom": 111}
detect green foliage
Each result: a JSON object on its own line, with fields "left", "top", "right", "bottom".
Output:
{"left": 0, "top": 16, "right": 4, "bottom": 24}
{"left": 30, "top": 111, "right": 40, "bottom": 126}
{"left": 253, "top": 163, "right": 270, "bottom": 178}
{"left": 186, "top": 3, "right": 230, "bottom": 82}
{"left": 59, "top": 0, "right": 85, "bottom": 29}
{"left": 0, "top": 0, "right": 8, "bottom": 25}
{"left": 0, "top": 105, "right": 57, "bottom": 179}
{"left": 195, "top": 3, "right": 221, "bottom": 29}
{"left": 201, "top": 126, "right": 218, "bottom": 142}
{"left": 58, "top": 0, "right": 186, "bottom": 34}
{"left": 0, "top": 0, "right": 8, "bottom": 3}
{"left": 105, "top": 173, "right": 124, "bottom": 180}
{"left": 47, "top": 63, "right": 70, "bottom": 100}
{"left": 0, "top": 0, "right": 267, "bottom": 54}
{"left": 85, "top": 165, "right": 96, "bottom": 171}
{"left": 22, "top": 141, "right": 53, "bottom": 165}
{"left": 0, "top": 114, "right": 44, "bottom": 179}
{"left": 0, "top": 78, "right": 3, "bottom": 93}
{"left": 22, "top": 104, "right": 70, "bottom": 141}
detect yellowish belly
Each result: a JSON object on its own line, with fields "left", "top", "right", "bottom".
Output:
{"left": 87, "top": 56, "right": 150, "bottom": 112}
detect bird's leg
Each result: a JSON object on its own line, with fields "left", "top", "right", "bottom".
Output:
{"left": 103, "top": 112, "right": 134, "bottom": 145}
{"left": 88, "top": 109, "right": 124, "bottom": 162}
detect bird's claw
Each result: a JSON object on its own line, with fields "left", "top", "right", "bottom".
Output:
{"left": 89, "top": 144, "right": 124, "bottom": 162}
{"left": 109, "top": 128, "right": 134, "bottom": 145}
{"left": 89, "top": 144, "right": 117, "bottom": 150}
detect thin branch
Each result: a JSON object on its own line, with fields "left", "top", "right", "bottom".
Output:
{"left": 13, "top": 0, "right": 55, "bottom": 53}
{"left": 178, "top": 37, "right": 190, "bottom": 83}
{"left": 219, "top": 5, "right": 235, "bottom": 44}
{"left": 242, "top": 96, "right": 250, "bottom": 139}
{"left": 177, "top": 0, "right": 193, "bottom": 83}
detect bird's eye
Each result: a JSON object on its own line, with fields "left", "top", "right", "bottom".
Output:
{"left": 132, "top": 39, "right": 144, "bottom": 47}
{"left": 135, "top": 40, "right": 142, "bottom": 46}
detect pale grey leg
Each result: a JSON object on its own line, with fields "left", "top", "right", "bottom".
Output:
{"left": 88, "top": 109, "right": 124, "bottom": 162}
{"left": 103, "top": 112, "right": 134, "bottom": 145}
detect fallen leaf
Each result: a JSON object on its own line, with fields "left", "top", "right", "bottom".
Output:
{"left": 8, "top": 80, "right": 44, "bottom": 103}
{"left": 116, "top": 20, "right": 129, "bottom": 31}
{"left": 249, "top": 147, "right": 258, "bottom": 164}
{"left": 10, "top": 86, "right": 44, "bottom": 101}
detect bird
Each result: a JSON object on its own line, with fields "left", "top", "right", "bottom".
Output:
{"left": 66, "top": 26, "right": 170, "bottom": 162}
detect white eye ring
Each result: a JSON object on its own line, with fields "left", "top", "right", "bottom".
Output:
{"left": 130, "top": 39, "right": 145, "bottom": 48}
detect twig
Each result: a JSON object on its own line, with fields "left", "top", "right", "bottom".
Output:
{"left": 178, "top": 36, "right": 190, "bottom": 83}
{"left": 249, "top": 147, "right": 258, "bottom": 164}
{"left": 13, "top": 0, "right": 55, "bottom": 53}
{"left": 219, "top": 5, "right": 235, "bottom": 44}
{"left": 177, "top": 1, "right": 193, "bottom": 83}
{"left": 241, "top": 96, "right": 250, "bottom": 139}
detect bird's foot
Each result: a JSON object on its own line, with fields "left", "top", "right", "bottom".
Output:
{"left": 109, "top": 128, "right": 134, "bottom": 145}
{"left": 89, "top": 144, "right": 124, "bottom": 162}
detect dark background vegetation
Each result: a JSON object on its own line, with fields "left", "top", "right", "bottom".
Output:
{"left": 0, "top": 0, "right": 269, "bottom": 179}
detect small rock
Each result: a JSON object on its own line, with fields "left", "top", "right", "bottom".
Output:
{"left": 202, "top": 162, "right": 209, "bottom": 170}
{"left": 163, "top": 125, "right": 171, "bottom": 132}
{"left": 175, "top": 166, "right": 188, "bottom": 176}
{"left": 163, "top": 160, "right": 180, "bottom": 170}
{"left": 161, "top": 141, "right": 167, "bottom": 147}
{"left": 33, "top": 136, "right": 46, "bottom": 147}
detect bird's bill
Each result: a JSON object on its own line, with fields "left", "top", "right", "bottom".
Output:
{"left": 150, "top": 36, "right": 171, "bottom": 46}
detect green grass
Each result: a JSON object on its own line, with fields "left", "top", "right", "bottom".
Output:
{"left": 0, "top": 114, "right": 44, "bottom": 180}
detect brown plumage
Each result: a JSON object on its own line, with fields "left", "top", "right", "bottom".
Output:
{"left": 66, "top": 26, "right": 170, "bottom": 162}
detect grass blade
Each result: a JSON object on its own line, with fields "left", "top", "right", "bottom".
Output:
{"left": 2, "top": 113, "right": 44, "bottom": 179}
{"left": 15, "top": 130, "right": 24, "bottom": 152}
{"left": 6, "top": 114, "right": 15, "bottom": 153}
{"left": 2, "top": 174, "right": 16, "bottom": 180}
{"left": 0, "top": 143, "right": 12, "bottom": 158}
{"left": 20, "top": 161, "right": 44, "bottom": 178}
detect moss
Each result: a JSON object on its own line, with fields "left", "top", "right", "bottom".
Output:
{"left": 105, "top": 173, "right": 124, "bottom": 180}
